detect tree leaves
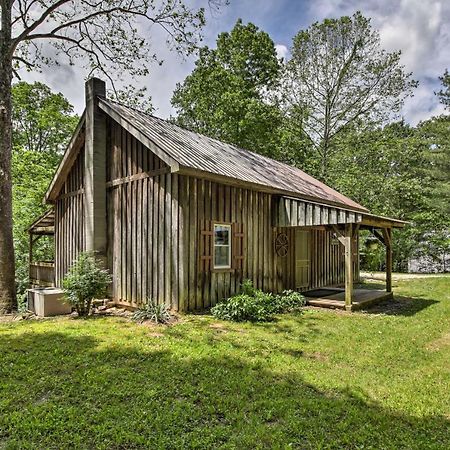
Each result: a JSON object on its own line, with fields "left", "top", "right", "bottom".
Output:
{"left": 171, "top": 19, "right": 282, "bottom": 157}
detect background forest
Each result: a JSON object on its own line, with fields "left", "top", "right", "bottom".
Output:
{"left": 13, "top": 13, "right": 449, "bottom": 300}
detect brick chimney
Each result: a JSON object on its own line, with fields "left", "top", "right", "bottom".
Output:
{"left": 84, "top": 78, "right": 107, "bottom": 257}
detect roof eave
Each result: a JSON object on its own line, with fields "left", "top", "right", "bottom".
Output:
{"left": 177, "top": 166, "right": 369, "bottom": 214}
{"left": 360, "top": 212, "right": 408, "bottom": 229}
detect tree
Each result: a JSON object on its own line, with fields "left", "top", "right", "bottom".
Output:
{"left": 283, "top": 11, "right": 417, "bottom": 181}
{"left": 413, "top": 115, "right": 450, "bottom": 271}
{"left": 62, "top": 252, "right": 112, "bottom": 317}
{"left": 436, "top": 69, "right": 450, "bottom": 109}
{"left": 12, "top": 81, "right": 78, "bottom": 153}
{"left": 11, "top": 82, "right": 78, "bottom": 299}
{"left": 0, "top": 0, "right": 217, "bottom": 312}
{"left": 328, "top": 121, "right": 428, "bottom": 271}
{"left": 108, "top": 85, "right": 154, "bottom": 115}
{"left": 172, "top": 19, "right": 282, "bottom": 157}
{"left": 417, "top": 115, "right": 450, "bottom": 216}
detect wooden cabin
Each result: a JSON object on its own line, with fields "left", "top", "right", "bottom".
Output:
{"left": 28, "top": 78, "right": 405, "bottom": 311}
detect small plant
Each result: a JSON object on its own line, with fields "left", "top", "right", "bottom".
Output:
{"left": 240, "top": 278, "right": 256, "bottom": 296}
{"left": 62, "top": 252, "right": 112, "bottom": 317}
{"left": 211, "top": 280, "right": 306, "bottom": 322}
{"left": 132, "top": 301, "right": 171, "bottom": 324}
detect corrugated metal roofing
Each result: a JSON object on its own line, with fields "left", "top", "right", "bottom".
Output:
{"left": 100, "top": 98, "right": 368, "bottom": 212}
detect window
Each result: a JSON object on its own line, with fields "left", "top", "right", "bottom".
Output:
{"left": 214, "top": 224, "right": 231, "bottom": 269}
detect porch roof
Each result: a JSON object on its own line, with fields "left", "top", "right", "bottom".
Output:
{"left": 275, "top": 196, "right": 407, "bottom": 228}
{"left": 28, "top": 209, "right": 55, "bottom": 235}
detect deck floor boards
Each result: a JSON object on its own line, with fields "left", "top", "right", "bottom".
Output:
{"left": 306, "top": 289, "right": 393, "bottom": 311}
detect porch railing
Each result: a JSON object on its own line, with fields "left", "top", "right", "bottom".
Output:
{"left": 29, "top": 262, "right": 55, "bottom": 287}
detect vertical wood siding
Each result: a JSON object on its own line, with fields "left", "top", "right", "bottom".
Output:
{"left": 179, "top": 177, "right": 279, "bottom": 310}
{"left": 106, "top": 120, "right": 181, "bottom": 309}
{"left": 54, "top": 148, "right": 85, "bottom": 286}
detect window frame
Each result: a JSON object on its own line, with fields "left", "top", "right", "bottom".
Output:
{"left": 213, "top": 223, "right": 232, "bottom": 270}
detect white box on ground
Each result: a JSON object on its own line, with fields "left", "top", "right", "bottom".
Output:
{"left": 27, "top": 288, "right": 72, "bottom": 317}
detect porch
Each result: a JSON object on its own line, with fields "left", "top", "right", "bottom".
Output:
{"left": 28, "top": 209, "right": 55, "bottom": 288}
{"left": 304, "top": 287, "right": 393, "bottom": 311}
{"left": 275, "top": 196, "right": 407, "bottom": 311}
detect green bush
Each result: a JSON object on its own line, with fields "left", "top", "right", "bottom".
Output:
{"left": 132, "top": 301, "right": 171, "bottom": 324}
{"left": 266, "top": 290, "right": 306, "bottom": 314}
{"left": 62, "top": 252, "right": 111, "bottom": 317}
{"left": 211, "top": 293, "right": 272, "bottom": 322}
{"left": 211, "top": 280, "right": 306, "bottom": 322}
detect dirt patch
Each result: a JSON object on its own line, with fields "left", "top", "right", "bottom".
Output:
{"left": 147, "top": 332, "right": 165, "bottom": 338}
{"left": 0, "top": 312, "right": 38, "bottom": 322}
{"left": 304, "top": 351, "right": 329, "bottom": 361}
{"left": 209, "top": 322, "right": 226, "bottom": 329}
{"left": 426, "top": 333, "right": 450, "bottom": 351}
{"left": 95, "top": 306, "right": 133, "bottom": 318}
{"left": 209, "top": 323, "right": 228, "bottom": 334}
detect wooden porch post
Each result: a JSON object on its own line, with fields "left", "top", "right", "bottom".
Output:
{"left": 344, "top": 223, "right": 353, "bottom": 310}
{"left": 382, "top": 227, "right": 393, "bottom": 292}
{"left": 332, "top": 223, "right": 354, "bottom": 310}
{"left": 28, "top": 233, "right": 33, "bottom": 286}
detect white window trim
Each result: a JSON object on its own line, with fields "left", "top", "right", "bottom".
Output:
{"left": 213, "top": 223, "right": 232, "bottom": 269}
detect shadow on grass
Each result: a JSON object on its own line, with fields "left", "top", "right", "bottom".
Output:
{"left": 364, "top": 295, "right": 440, "bottom": 317}
{"left": 0, "top": 330, "right": 448, "bottom": 449}
{"left": 356, "top": 281, "right": 387, "bottom": 290}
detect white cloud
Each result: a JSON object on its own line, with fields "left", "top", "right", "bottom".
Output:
{"left": 275, "top": 44, "right": 289, "bottom": 60}
{"left": 403, "top": 82, "right": 447, "bottom": 124}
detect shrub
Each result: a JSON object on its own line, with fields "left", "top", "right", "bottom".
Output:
{"left": 211, "top": 293, "right": 272, "bottom": 322}
{"left": 211, "top": 280, "right": 306, "bottom": 322}
{"left": 132, "top": 301, "right": 171, "bottom": 324}
{"left": 267, "top": 290, "right": 306, "bottom": 314}
{"left": 62, "top": 252, "right": 112, "bottom": 317}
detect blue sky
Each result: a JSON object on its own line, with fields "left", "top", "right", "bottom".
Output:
{"left": 23, "top": 0, "right": 449, "bottom": 124}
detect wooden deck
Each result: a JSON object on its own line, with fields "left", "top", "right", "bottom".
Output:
{"left": 305, "top": 288, "right": 393, "bottom": 311}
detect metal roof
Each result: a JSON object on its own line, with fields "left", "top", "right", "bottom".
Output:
{"left": 99, "top": 99, "right": 368, "bottom": 212}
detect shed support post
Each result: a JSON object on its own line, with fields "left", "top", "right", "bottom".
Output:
{"left": 29, "top": 233, "right": 33, "bottom": 287}
{"left": 332, "top": 224, "right": 354, "bottom": 310}
{"left": 382, "top": 227, "right": 392, "bottom": 293}
{"left": 344, "top": 223, "right": 353, "bottom": 310}
{"left": 84, "top": 78, "right": 107, "bottom": 260}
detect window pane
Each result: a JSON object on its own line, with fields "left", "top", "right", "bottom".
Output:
{"left": 214, "top": 245, "right": 230, "bottom": 267}
{"left": 214, "top": 225, "right": 230, "bottom": 246}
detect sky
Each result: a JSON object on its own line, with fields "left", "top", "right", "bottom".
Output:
{"left": 21, "top": 0, "right": 449, "bottom": 124}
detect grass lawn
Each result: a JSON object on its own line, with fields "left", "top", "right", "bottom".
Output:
{"left": 1, "top": 278, "right": 449, "bottom": 449}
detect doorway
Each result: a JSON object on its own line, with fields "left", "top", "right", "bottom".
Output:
{"left": 295, "top": 229, "right": 310, "bottom": 289}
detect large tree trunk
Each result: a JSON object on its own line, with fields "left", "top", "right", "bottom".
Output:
{"left": 0, "top": 2, "right": 17, "bottom": 313}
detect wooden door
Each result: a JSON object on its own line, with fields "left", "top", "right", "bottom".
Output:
{"left": 295, "top": 229, "right": 310, "bottom": 289}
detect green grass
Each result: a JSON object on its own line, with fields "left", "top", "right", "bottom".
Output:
{"left": 1, "top": 278, "right": 449, "bottom": 449}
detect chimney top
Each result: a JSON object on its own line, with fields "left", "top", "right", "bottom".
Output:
{"left": 85, "top": 77, "right": 106, "bottom": 99}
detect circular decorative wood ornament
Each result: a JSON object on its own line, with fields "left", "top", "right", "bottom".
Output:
{"left": 275, "top": 233, "right": 289, "bottom": 257}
